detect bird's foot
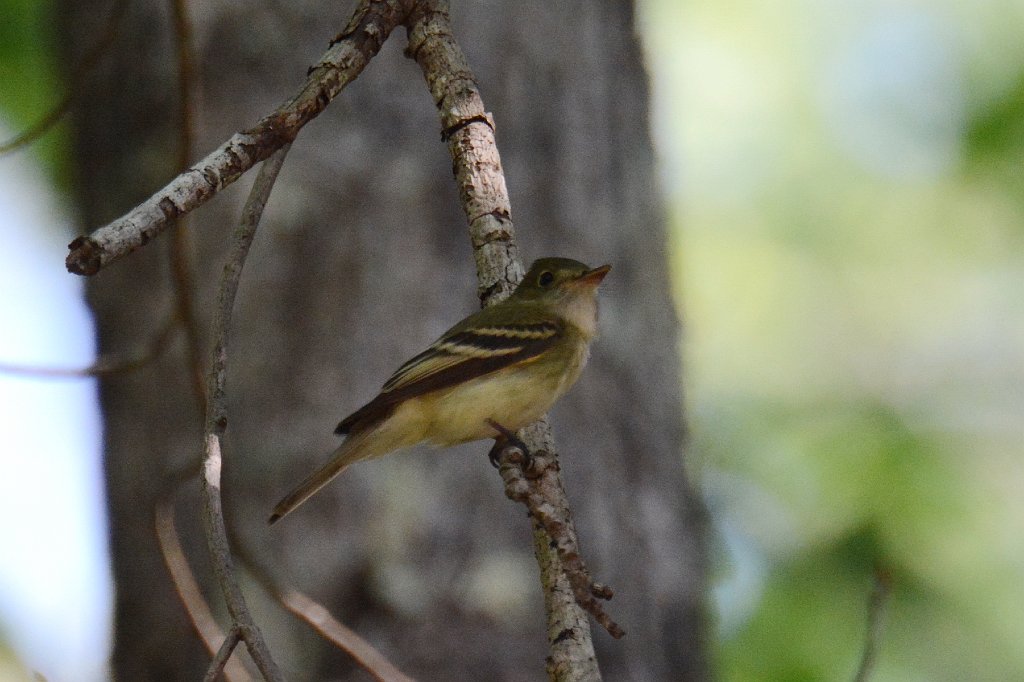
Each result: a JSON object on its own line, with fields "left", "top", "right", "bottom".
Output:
{"left": 485, "top": 419, "right": 532, "bottom": 469}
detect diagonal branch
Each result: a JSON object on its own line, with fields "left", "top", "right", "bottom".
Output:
{"left": 65, "top": 0, "right": 412, "bottom": 276}
{"left": 405, "top": 2, "right": 617, "bottom": 677}
{"left": 200, "top": 145, "right": 292, "bottom": 681}
{"left": 0, "top": 312, "right": 177, "bottom": 378}
{"left": 228, "top": 526, "right": 415, "bottom": 682}
{"left": 404, "top": 0, "right": 521, "bottom": 303}
{"left": 270, "top": 583, "right": 414, "bottom": 682}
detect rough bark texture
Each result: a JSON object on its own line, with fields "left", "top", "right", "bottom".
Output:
{"left": 60, "top": 0, "right": 707, "bottom": 679}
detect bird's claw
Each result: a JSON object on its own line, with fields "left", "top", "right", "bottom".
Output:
{"left": 485, "top": 419, "right": 532, "bottom": 469}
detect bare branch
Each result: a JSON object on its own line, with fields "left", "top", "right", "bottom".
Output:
{"left": 277, "top": 587, "right": 414, "bottom": 682}
{"left": 405, "top": 2, "right": 612, "bottom": 677}
{"left": 200, "top": 145, "right": 292, "bottom": 681}
{"left": 156, "top": 498, "right": 255, "bottom": 682}
{"left": 65, "top": 0, "right": 412, "bottom": 276}
{"left": 167, "top": 0, "right": 207, "bottom": 411}
{"left": 0, "top": 314, "right": 177, "bottom": 379}
{"left": 203, "top": 627, "right": 243, "bottom": 682}
{"left": 229, "top": 527, "right": 414, "bottom": 682}
{"left": 497, "top": 443, "right": 624, "bottom": 640}
{"left": 404, "top": 0, "right": 521, "bottom": 303}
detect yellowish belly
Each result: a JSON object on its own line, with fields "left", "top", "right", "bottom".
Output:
{"left": 393, "top": 356, "right": 580, "bottom": 446}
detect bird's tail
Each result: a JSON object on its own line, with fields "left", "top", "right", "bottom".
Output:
{"left": 268, "top": 430, "right": 377, "bottom": 525}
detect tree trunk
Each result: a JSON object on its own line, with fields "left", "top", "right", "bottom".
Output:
{"left": 60, "top": 0, "right": 707, "bottom": 679}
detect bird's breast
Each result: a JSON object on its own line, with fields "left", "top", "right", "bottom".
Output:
{"left": 415, "top": 342, "right": 588, "bottom": 446}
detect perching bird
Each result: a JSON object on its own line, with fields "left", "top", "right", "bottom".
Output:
{"left": 268, "top": 257, "right": 611, "bottom": 524}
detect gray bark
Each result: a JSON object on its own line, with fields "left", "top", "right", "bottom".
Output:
{"left": 60, "top": 0, "right": 707, "bottom": 679}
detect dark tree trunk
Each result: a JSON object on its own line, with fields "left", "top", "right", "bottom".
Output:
{"left": 60, "top": 0, "right": 707, "bottom": 679}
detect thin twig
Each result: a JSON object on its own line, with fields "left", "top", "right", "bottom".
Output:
{"left": 0, "top": 0, "right": 129, "bottom": 156}
{"left": 200, "top": 145, "right": 292, "bottom": 681}
{"left": 168, "top": 0, "right": 208, "bottom": 411}
{"left": 405, "top": 2, "right": 610, "bottom": 677}
{"left": 228, "top": 526, "right": 414, "bottom": 682}
{"left": 170, "top": 0, "right": 197, "bottom": 171}
{"left": 65, "top": 0, "right": 412, "bottom": 276}
{"left": 853, "top": 566, "right": 893, "bottom": 682}
{"left": 168, "top": 228, "right": 205, "bottom": 411}
{"left": 203, "top": 627, "right": 243, "bottom": 682}
{"left": 155, "top": 497, "right": 255, "bottom": 682}
{"left": 277, "top": 587, "right": 414, "bottom": 682}
{"left": 0, "top": 314, "right": 177, "bottom": 379}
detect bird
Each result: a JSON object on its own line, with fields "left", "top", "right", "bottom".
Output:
{"left": 268, "top": 257, "right": 611, "bottom": 524}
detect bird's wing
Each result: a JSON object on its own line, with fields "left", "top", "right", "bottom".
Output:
{"left": 335, "top": 316, "right": 563, "bottom": 435}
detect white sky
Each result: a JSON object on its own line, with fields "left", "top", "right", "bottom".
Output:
{"left": 0, "top": 132, "right": 111, "bottom": 681}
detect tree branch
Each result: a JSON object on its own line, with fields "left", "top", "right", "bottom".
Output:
{"left": 203, "top": 627, "right": 243, "bottom": 682}
{"left": 65, "top": 0, "right": 412, "bottom": 276}
{"left": 229, "top": 527, "right": 414, "bottom": 682}
{"left": 404, "top": 0, "right": 521, "bottom": 302}
{"left": 156, "top": 497, "right": 255, "bottom": 682}
{"left": 200, "top": 145, "right": 292, "bottom": 681}
{"left": 0, "top": 312, "right": 176, "bottom": 378}
{"left": 275, "top": 586, "right": 414, "bottom": 682}
{"left": 496, "top": 440, "right": 624, "bottom": 640}
{"left": 405, "top": 2, "right": 617, "bottom": 677}
{"left": 167, "top": 0, "right": 207, "bottom": 412}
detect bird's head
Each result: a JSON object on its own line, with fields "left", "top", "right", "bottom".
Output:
{"left": 511, "top": 257, "right": 611, "bottom": 336}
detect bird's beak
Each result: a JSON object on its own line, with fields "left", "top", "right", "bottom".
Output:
{"left": 577, "top": 264, "right": 611, "bottom": 286}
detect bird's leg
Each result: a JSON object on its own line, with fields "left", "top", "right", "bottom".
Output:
{"left": 485, "top": 418, "right": 532, "bottom": 469}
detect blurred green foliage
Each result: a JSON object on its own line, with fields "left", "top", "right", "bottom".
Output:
{"left": 641, "top": 0, "right": 1024, "bottom": 679}
{"left": 967, "top": 72, "right": 1024, "bottom": 203}
{"left": 0, "top": 0, "right": 67, "bottom": 177}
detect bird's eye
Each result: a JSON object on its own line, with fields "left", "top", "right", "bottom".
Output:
{"left": 538, "top": 271, "right": 555, "bottom": 287}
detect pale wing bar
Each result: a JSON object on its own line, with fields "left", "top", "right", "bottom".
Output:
{"left": 334, "top": 321, "right": 562, "bottom": 435}
{"left": 382, "top": 322, "right": 561, "bottom": 393}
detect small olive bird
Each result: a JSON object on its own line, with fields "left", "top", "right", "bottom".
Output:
{"left": 268, "top": 257, "right": 611, "bottom": 524}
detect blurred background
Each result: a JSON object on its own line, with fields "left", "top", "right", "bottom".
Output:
{"left": 641, "top": 0, "right": 1024, "bottom": 679}
{"left": 1, "top": 0, "right": 1022, "bottom": 680}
